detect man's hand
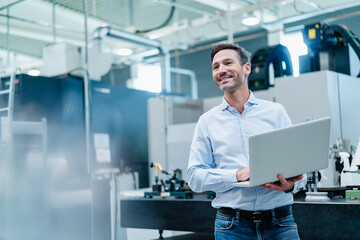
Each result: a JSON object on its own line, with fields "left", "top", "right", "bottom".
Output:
{"left": 260, "top": 174, "right": 303, "bottom": 192}
{"left": 236, "top": 166, "right": 250, "bottom": 182}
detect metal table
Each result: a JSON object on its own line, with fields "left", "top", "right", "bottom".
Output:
{"left": 120, "top": 194, "right": 360, "bottom": 240}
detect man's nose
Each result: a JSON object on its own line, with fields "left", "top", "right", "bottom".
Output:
{"left": 219, "top": 64, "right": 227, "bottom": 74}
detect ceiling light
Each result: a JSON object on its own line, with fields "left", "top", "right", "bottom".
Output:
{"left": 27, "top": 69, "right": 41, "bottom": 76}
{"left": 116, "top": 48, "right": 133, "bottom": 56}
{"left": 242, "top": 17, "right": 260, "bottom": 26}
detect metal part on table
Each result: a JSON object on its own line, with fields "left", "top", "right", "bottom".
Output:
{"left": 145, "top": 167, "right": 193, "bottom": 199}
{"left": 346, "top": 189, "right": 360, "bottom": 199}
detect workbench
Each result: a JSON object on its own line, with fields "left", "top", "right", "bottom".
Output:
{"left": 120, "top": 193, "right": 360, "bottom": 240}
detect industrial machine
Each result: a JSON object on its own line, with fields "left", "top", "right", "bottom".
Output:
{"left": 144, "top": 162, "right": 192, "bottom": 199}
{"left": 248, "top": 22, "right": 360, "bottom": 93}
{"left": 298, "top": 22, "right": 360, "bottom": 191}
{"left": 300, "top": 22, "right": 360, "bottom": 77}
{"left": 248, "top": 44, "right": 293, "bottom": 91}
{"left": 343, "top": 164, "right": 360, "bottom": 200}
{"left": 340, "top": 139, "right": 360, "bottom": 199}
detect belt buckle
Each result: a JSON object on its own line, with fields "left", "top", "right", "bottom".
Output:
{"left": 252, "top": 211, "right": 262, "bottom": 222}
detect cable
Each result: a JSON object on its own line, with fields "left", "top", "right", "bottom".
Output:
{"left": 135, "top": 0, "right": 176, "bottom": 34}
{"left": 293, "top": 0, "right": 322, "bottom": 14}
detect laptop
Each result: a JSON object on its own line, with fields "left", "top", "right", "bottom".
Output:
{"left": 231, "top": 117, "right": 331, "bottom": 187}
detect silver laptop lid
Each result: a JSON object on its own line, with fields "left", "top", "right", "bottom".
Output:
{"left": 248, "top": 117, "right": 331, "bottom": 186}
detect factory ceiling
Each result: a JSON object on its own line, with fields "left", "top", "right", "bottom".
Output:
{"left": 1, "top": 0, "right": 360, "bottom": 74}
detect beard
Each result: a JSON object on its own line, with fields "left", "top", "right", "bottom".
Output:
{"left": 218, "top": 74, "right": 245, "bottom": 91}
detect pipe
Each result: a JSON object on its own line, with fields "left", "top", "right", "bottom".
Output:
{"left": 107, "top": 0, "right": 112, "bottom": 28}
{"left": 93, "top": 26, "right": 171, "bottom": 93}
{"left": 129, "top": 0, "right": 134, "bottom": 26}
{"left": 8, "top": 54, "right": 17, "bottom": 163}
{"left": 6, "top": 8, "right": 10, "bottom": 67}
{"left": 93, "top": 26, "right": 161, "bottom": 48}
{"left": 170, "top": 67, "right": 198, "bottom": 99}
{"left": 226, "top": 0, "right": 234, "bottom": 43}
{"left": 160, "top": 47, "right": 171, "bottom": 93}
{"left": 8, "top": 55, "right": 16, "bottom": 123}
{"left": 52, "top": 0, "right": 56, "bottom": 43}
{"left": 82, "top": 0, "right": 91, "bottom": 175}
{"left": 82, "top": 3, "right": 94, "bottom": 240}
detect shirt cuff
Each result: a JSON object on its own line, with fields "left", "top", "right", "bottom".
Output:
{"left": 226, "top": 169, "right": 239, "bottom": 185}
{"left": 284, "top": 181, "right": 300, "bottom": 194}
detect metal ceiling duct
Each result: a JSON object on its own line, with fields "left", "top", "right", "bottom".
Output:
{"left": 93, "top": 26, "right": 171, "bottom": 93}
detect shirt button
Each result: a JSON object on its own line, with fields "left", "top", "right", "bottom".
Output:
{"left": 256, "top": 202, "right": 260, "bottom": 205}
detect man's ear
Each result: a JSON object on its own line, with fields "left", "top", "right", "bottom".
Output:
{"left": 243, "top": 62, "right": 251, "bottom": 74}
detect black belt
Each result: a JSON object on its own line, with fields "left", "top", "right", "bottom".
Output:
{"left": 218, "top": 205, "right": 292, "bottom": 222}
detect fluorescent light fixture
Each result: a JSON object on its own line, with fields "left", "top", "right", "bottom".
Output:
{"left": 116, "top": 48, "right": 133, "bottom": 56}
{"left": 27, "top": 69, "right": 41, "bottom": 76}
{"left": 242, "top": 17, "right": 260, "bottom": 26}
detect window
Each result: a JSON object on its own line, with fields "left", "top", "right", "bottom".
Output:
{"left": 281, "top": 31, "right": 308, "bottom": 77}
{"left": 127, "top": 63, "right": 162, "bottom": 93}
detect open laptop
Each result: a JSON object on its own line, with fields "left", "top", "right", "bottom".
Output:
{"left": 231, "top": 117, "right": 331, "bottom": 188}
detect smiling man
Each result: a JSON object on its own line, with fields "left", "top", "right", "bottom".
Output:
{"left": 186, "top": 43, "right": 306, "bottom": 240}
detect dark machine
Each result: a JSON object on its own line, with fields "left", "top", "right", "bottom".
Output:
{"left": 1, "top": 74, "right": 156, "bottom": 240}
{"left": 300, "top": 22, "right": 360, "bottom": 77}
{"left": 248, "top": 44, "right": 293, "bottom": 91}
{"left": 1, "top": 74, "right": 154, "bottom": 187}
{"left": 248, "top": 23, "right": 360, "bottom": 92}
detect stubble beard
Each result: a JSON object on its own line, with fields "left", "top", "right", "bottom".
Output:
{"left": 218, "top": 75, "right": 245, "bottom": 92}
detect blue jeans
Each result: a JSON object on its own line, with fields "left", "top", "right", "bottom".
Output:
{"left": 214, "top": 209, "right": 300, "bottom": 240}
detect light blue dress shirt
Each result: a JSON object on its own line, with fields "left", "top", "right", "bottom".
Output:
{"left": 186, "top": 92, "right": 307, "bottom": 211}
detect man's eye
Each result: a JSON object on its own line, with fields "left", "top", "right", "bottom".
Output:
{"left": 213, "top": 66, "right": 219, "bottom": 70}
{"left": 226, "top": 62, "right": 233, "bottom": 65}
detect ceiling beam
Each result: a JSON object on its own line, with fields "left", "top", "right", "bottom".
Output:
{"left": 0, "top": 0, "right": 27, "bottom": 11}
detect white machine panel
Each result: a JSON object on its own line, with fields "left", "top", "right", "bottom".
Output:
{"left": 275, "top": 71, "right": 331, "bottom": 123}
{"left": 274, "top": 71, "right": 341, "bottom": 144}
{"left": 338, "top": 73, "right": 360, "bottom": 145}
{"left": 167, "top": 123, "right": 197, "bottom": 176}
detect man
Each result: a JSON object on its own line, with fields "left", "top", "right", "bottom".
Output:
{"left": 186, "top": 43, "right": 307, "bottom": 240}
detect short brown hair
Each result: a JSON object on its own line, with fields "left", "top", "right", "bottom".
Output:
{"left": 210, "top": 43, "right": 251, "bottom": 65}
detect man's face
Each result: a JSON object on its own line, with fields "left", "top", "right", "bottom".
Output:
{"left": 212, "top": 49, "right": 250, "bottom": 92}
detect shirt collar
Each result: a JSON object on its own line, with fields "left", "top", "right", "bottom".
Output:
{"left": 247, "top": 91, "right": 259, "bottom": 105}
{"left": 220, "top": 90, "right": 259, "bottom": 111}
